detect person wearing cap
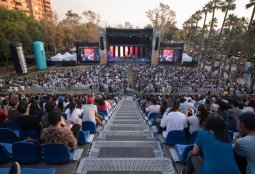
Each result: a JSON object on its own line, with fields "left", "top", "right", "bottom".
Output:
{"left": 82, "top": 97, "right": 103, "bottom": 126}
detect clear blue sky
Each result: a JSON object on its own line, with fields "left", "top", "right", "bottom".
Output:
{"left": 51, "top": 0, "right": 252, "bottom": 29}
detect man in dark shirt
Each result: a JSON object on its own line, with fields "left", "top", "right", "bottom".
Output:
{"left": 16, "top": 101, "right": 42, "bottom": 133}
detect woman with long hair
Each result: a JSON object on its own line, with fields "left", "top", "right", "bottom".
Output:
{"left": 186, "top": 104, "right": 208, "bottom": 133}
{"left": 182, "top": 113, "right": 241, "bottom": 174}
{"left": 65, "top": 101, "right": 82, "bottom": 124}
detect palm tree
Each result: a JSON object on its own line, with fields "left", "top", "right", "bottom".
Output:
{"left": 245, "top": 0, "right": 255, "bottom": 58}
{"left": 207, "top": 0, "right": 221, "bottom": 49}
{"left": 246, "top": 0, "right": 255, "bottom": 31}
{"left": 219, "top": 0, "right": 236, "bottom": 40}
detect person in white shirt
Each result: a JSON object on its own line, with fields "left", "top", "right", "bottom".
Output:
{"left": 82, "top": 97, "right": 103, "bottom": 125}
{"left": 160, "top": 100, "right": 188, "bottom": 138}
{"left": 146, "top": 98, "right": 160, "bottom": 116}
{"left": 65, "top": 101, "right": 82, "bottom": 124}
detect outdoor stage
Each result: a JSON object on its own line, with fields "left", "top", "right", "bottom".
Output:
{"left": 107, "top": 56, "right": 151, "bottom": 63}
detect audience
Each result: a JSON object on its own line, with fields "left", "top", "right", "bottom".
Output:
{"left": 182, "top": 113, "right": 241, "bottom": 174}
{"left": 234, "top": 112, "right": 255, "bottom": 174}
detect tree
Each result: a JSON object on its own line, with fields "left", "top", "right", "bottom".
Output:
{"left": 40, "top": 12, "right": 59, "bottom": 54}
{"left": 207, "top": 0, "right": 222, "bottom": 49}
{"left": 59, "top": 10, "right": 82, "bottom": 50}
{"left": 0, "top": 7, "right": 43, "bottom": 57}
{"left": 146, "top": 3, "right": 176, "bottom": 35}
{"left": 83, "top": 10, "right": 100, "bottom": 25}
{"left": 219, "top": 0, "right": 236, "bottom": 40}
{"left": 245, "top": 0, "right": 255, "bottom": 58}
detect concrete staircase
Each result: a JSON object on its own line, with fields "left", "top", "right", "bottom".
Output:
{"left": 75, "top": 97, "right": 176, "bottom": 174}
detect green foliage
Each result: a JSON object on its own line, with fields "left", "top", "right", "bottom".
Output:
{"left": 0, "top": 7, "right": 43, "bottom": 57}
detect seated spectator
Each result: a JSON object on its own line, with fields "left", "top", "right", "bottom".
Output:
{"left": 0, "top": 104, "right": 7, "bottom": 126}
{"left": 217, "top": 100, "right": 229, "bottom": 122}
{"left": 160, "top": 99, "right": 169, "bottom": 116}
{"left": 160, "top": 100, "right": 188, "bottom": 138}
{"left": 228, "top": 99, "right": 242, "bottom": 129}
{"left": 16, "top": 101, "right": 42, "bottom": 133}
{"left": 2, "top": 98, "right": 10, "bottom": 113}
{"left": 234, "top": 112, "right": 255, "bottom": 174}
{"left": 82, "top": 97, "right": 103, "bottom": 126}
{"left": 8, "top": 97, "right": 20, "bottom": 121}
{"left": 182, "top": 113, "right": 241, "bottom": 174}
{"left": 97, "top": 98, "right": 108, "bottom": 112}
{"left": 146, "top": 98, "right": 160, "bottom": 116}
{"left": 186, "top": 104, "right": 208, "bottom": 134}
{"left": 40, "top": 100, "right": 56, "bottom": 128}
{"left": 243, "top": 98, "right": 255, "bottom": 113}
{"left": 29, "top": 102, "right": 45, "bottom": 119}
{"left": 65, "top": 101, "right": 82, "bottom": 124}
{"left": 41, "top": 110, "right": 81, "bottom": 149}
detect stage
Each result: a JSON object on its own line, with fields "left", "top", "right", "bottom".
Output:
{"left": 107, "top": 57, "right": 151, "bottom": 63}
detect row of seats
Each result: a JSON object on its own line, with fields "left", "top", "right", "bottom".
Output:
{"left": 0, "top": 142, "right": 77, "bottom": 164}
{"left": 142, "top": 110, "right": 239, "bottom": 165}
{"left": 0, "top": 167, "right": 55, "bottom": 174}
{"left": 0, "top": 127, "right": 91, "bottom": 146}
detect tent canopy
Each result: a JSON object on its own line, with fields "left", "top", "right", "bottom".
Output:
{"left": 182, "top": 53, "right": 192, "bottom": 63}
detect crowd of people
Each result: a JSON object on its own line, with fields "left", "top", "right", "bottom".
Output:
{"left": 0, "top": 93, "right": 120, "bottom": 149}
{"left": 0, "top": 63, "right": 254, "bottom": 174}
{"left": 0, "top": 64, "right": 249, "bottom": 95}
{"left": 136, "top": 93, "right": 255, "bottom": 174}
{"left": 131, "top": 65, "right": 248, "bottom": 94}
{"left": 0, "top": 64, "right": 129, "bottom": 93}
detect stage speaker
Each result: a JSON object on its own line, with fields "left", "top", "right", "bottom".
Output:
{"left": 100, "top": 36, "right": 104, "bottom": 50}
{"left": 155, "top": 37, "right": 159, "bottom": 50}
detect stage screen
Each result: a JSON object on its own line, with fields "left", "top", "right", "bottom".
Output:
{"left": 159, "top": 49, "right": 180, "bottom": 62}
{"left": 80, "top": 48, "right": 99, "bottom": 62}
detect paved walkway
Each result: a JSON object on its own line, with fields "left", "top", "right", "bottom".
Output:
{"left": 75, "top": 97, "right": 176, "bottom": 174}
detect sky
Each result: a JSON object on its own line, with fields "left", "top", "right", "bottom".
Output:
{"left": 51, "top": 0, "right": 253, "bottom": 29}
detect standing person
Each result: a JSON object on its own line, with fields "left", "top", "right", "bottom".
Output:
{"left": 234, "top": 112, "right": 255, "bottom": 174}
{"left": 182, "top": 113, "right": 241, "bottom": 174}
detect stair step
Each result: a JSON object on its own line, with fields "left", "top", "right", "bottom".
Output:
{"left": 75, "top": 158, "right": 176, "bottom": 174}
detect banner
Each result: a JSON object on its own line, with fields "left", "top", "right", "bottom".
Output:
{"left": 10, "top": 42, "right": 28, "bottom": 74}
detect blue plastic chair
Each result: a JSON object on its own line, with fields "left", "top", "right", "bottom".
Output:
{"left": 12, "top": 141, "right": 41, "bottom": 164}
{"left": 43, "top": 144, "right": 75, "bottom": 164}
{"left": 189, "top": 130, "right": 200, "bottom": 144}
{"left": 0, "top": 143, "right": 12, "bottom": 163}
{"left": 175, "top": 144, "right": 194, "bottom": 164}
{"left": 165, "top": 130, "right": 187, "bottom": 145}
{"left": 82, "top": 121, "right": 97, "bottom": 134}
{"left": 77, "top": 130, "right": 90, "bottom": 145}
{"left": 22, "top": 168, "right": 56, "bottom": 174}
{"left": 19, "top": 130, "right": 40, "bottom": 142}
{"left": 6, "top": 120, "right": 20, "bottom": 130}
{"left": 0, "top": 168, "right": 9, "bottom": 174}
{"left": 0, "top": 128, "right": 19, "bottom": 143}
{"left": 98, "top": 110, "right": 108, "bottom": 118}
{"left": 148, "top": 112, "right": 159, "bottom": 120}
